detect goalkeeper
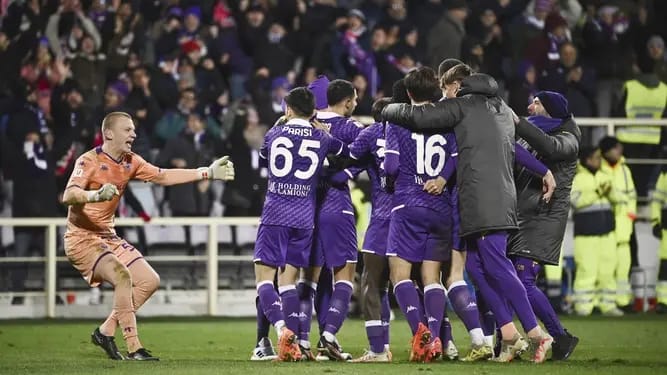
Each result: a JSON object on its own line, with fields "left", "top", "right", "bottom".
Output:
{"left": 61, "top": 112, "right": 235, "bottom": 361}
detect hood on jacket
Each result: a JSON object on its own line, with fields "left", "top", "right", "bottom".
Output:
{"left": 457, "top": 73, "right": 498, "bottom": 97}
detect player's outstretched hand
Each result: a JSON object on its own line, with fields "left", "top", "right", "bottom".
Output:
{"left": 89, "top": 183, "right": 119, "bottom": 202}
{"left": 201, "top": 156, "right": 235, "bottom": 181}
{"left": 423, "top": 177, "right": 446, "bottom": 195}
{"left": 542, "top": 170, "right": 556, "bottom": 203}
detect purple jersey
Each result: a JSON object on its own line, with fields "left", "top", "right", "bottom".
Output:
{"left": 259, "top": 118, "right": 345, "bottom": 229}
{"left": 349, "top": 122, "right": 392, "bottom": 219}
{"left": 316, "top": 111, "right": 364, "bottom": 214}
{"left": 385, "top": 124, "right": 456, "bottom": 213}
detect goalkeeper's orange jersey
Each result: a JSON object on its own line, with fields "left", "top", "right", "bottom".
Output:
{"left": 64, "top": 146, "right": 161, "bottom": 233}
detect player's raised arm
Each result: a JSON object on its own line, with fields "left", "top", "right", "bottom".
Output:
{"left": 147, "top": 155, "right": 235, "bottom": 186}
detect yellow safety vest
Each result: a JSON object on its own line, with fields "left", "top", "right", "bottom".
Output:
{"left": 601, "top": 158, "right": 636, "bottom": 241}
{"left": 616, "top": 80, "right": 667, "bottom": 145}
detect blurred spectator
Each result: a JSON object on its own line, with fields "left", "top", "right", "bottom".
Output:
{"left": 426, "top": 0, "right": 467, "bottom": 69}
{"left": 45, "top": 0, "right": 102, "bottom": 60}
{"left": 69, "top": 34, "right": 107, "bottom": 111}
{"left": 525, "top": 12, "right": 571, "bottom": 73}
{"left": 3, "top": 83, "right": 59, "bottom": 305}
{"left": 99, "top": 1, "right": 144, "bottom": 81}
{"left": 150, "top": 53, "right": 181, "bottom": 110}
{"left": 254, "top": 22, "right": 296, "bottom": 80}
{"left": 645, "top": 36, "right": 667, "bottom": 84}
{"left": 250, "top": 75, "right": 290, "bottom": 126}
{"left": 209, "top": 9, "right": 253, "bottom": 100}
{"left": 221, "top": 105, "right": 268, "bottom": 248}
{"left": 377, "top": 0, "right": 411, "bottom": 47}
{"left": 524, "top": 0, "right": 582, "bottom": 29}
{"left": 125, "top": 66, "right": 163, "bottom": 159}
{"left": 613, "top": 58, "right": 667, "bottom": 199}
{"left": 157, "top": 111, "right": 221, "bottom": 218}
{"left": 352, "top": 73, "right": 372, "bottom": 116}
{"left": 238, "top": 4, "right": 269, "bottom": 58}
{"left": 538, "top": 42, "right": 596, "bottom": 118}
{"left": 155, "top": 88, "right": 223, "bottom": 146}
{"left": 50, "top": 80, "right": 85, "bottom": 204}
{"left": 333, "top": 9, "right": 378, "bottom": 95}
{"left": 509, "top": 60, "right": 539, "bottom": 116}
{"left": 581, "top": 4, "right": 634, "bottom": 118}
{"left": 155, "top": 6, "right": 184, "bottom": 60}
{"left": 508, "top": 0, "right": 552, "bottom": 69}
{"left": 466, "top": 7, "right": 504, "bottom": 82}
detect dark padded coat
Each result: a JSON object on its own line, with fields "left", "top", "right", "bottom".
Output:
{"left": 508, "top": 117, "right": 581, "bottom": 265}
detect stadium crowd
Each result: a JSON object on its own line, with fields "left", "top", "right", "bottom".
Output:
{"left": 1, "top": 0, "right": 667, "bottom": 320}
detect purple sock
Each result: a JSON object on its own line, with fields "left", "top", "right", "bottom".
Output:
{"left": 447, "top": 281, "right": 482, "bottom": 332}
{"left": 514, "top": 257, "right": 566, "bottom": 337}
{"left": 323, "top": 280, "right": 353, "bottom": 335}
{"left": 440, "top": 316, "right": 453, "bottom": 344}
{"left": 297, "top": 281, "right": 316, "bottom": 342}
{"left": 394, "top": 280, "right": 424, "bottom": 335}
{"left": 381, "top": 289, "right": 391, "bottom": 347}
{"left": 279, "top": 285, "right": 300, "bottom": 335}
{"left": 365, "top": 321, "right": 385, "bottom": 353}
{"left": 257, "top": 281, "right": 284, "bottom": 326}
{"left": 424, "top": 284, "right": 447, "bottom": 339}
{"left": 476, "top": 289, "right": 496, "bottom": 336}
{"left": 255, "top": 295, "right": 271, "bottom": 343}
{"left": 466, "top": 246, "right": 513, "bottom": 327}
{"left": 316, "top": 267, "right": 333, "bottom": 334}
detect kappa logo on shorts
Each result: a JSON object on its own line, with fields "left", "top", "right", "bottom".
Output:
{"left": 406, "top": 305, "right": 418, "bottom": 312}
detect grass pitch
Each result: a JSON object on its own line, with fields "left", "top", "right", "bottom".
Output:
{"left": 1, "top": 315, "right": 666, "bottom": 374}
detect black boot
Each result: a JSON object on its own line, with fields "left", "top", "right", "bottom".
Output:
{"left": 551, "top": 330, "right": 579, "bottom": 361}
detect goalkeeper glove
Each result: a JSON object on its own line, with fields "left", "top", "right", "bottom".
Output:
{"left": 87, "top": 183, "right": 119, "bottom": 202}
{"left": 198, "top": 156, "right": 235, "bottom": 181}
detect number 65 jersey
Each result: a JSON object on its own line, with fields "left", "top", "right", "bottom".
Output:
{"left": 385, "top": 124, "right": 457, "bottom": 213}
{"left": 259, "top": 118, "right": 347, "bottom": 229}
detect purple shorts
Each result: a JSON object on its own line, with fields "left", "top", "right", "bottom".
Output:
{"left": 253, "top": 224, "right": 313, "bottom": 268}
{"left": 361, "top": 217, "right": 390, "bottom": 256}
{"left": 387, "top": 206, "right": 451, "bottom": 263}
{"left": 310, "top": 212, "right": 358, "bottom": 268}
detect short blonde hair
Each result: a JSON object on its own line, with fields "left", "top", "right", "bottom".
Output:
{"left": 102, "top": 112, "right": 132, "bottom": 132}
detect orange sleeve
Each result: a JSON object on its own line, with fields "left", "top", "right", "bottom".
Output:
{"left": 132, "top": 154, "right": 162, "bottom": 182}
{"left": 66, "top": 153, "right": 96, "bottom": 190}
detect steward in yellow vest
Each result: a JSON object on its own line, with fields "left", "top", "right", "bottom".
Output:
{"left": 571, "top": 147, "right": 621, "bottom": 316}
{"left": 599, "top": 137, "right": 637, "bottom": 310}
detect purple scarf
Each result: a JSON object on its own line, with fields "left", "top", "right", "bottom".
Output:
{"left": 527, "top": 115, "right": 563, "bottom": 134}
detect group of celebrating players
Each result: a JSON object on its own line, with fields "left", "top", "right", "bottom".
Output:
{"left": 247, "top": 57, "right": 581, "bottom": 364}
{"left": 61, "top": 57, "right": 581, "bottom": 363}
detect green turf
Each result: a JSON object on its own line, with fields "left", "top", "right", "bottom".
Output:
{"left": 1, "top": 315, "right": 666, "bottom": 374}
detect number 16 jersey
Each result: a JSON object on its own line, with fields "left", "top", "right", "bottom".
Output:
{"left": 385, "top": 124, "right": 457, "bottom": 213}
{"left": 259, "top": 118, "right": 346, "bottom": 229}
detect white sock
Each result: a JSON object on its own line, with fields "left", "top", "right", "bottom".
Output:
{"left": 274, "top": 320, "right": 285, "bottom": 337}
{"left": 300, "top": 340, "right": 311, "bottom": 349}
{"left": 469, "top": 328, "right": 485, "bottom": 346}
{"left": 323, "top": 331, "right": 336, "bottom": 343}
{"left": 483, "top": 335, "right": 494, "bottom": 348}
{"left": 384, "top": 344, "right": 390, "bottom": 352}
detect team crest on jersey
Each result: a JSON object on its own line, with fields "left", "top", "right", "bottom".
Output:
{"left": 100, "top": 164, "right": 109, "bottom": 171}
{"left": 124, "top": 163, "right": 131, "bottom": 170}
